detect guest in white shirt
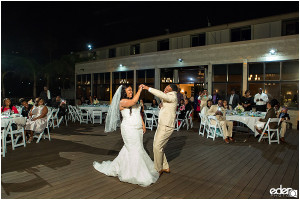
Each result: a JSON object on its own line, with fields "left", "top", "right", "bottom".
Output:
{"left": 254, "top": 88, "right": 269, "bottom": 112}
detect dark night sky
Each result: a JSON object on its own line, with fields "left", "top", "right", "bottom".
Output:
{"left": 2, "top": 1, "right": 299, "bottom": 63}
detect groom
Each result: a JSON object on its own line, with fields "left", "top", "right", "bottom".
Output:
{"left": 141, "top": 84, "right": 178, "bottom": 176}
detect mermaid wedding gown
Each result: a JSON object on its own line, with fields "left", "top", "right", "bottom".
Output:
{"left": 93, "top": 105, "right": 159, "bottom": 187}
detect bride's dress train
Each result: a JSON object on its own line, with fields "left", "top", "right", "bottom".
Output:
{"left": 93, "top": 106, "right": 159, "bottom": 187}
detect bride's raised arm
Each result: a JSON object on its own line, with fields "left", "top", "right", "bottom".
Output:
{"left": 120, "top": 86, "right": 143, "bottom": 109}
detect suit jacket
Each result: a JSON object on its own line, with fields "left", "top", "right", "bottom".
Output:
{"left": 149, "top": 88, "right": 177, "bottom": 128}
{"left": 260, "top": 107, "right": 278, "bottom": 129}
{"left": 207, "top": 105, "right": 226, "bottom": 122}
{"left": 227, "top": 94, "right": 239, "bottom": 109}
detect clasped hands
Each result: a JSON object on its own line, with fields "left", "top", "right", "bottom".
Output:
{"left": 139, "top": 84, "right": 150, "bottom": 90}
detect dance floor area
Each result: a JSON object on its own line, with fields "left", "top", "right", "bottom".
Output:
{"left": 1, "top": 121, "right": 299, "bottom": 199}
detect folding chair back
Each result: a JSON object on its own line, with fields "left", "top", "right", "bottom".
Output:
{"left": 258, "top": 118, "right": 281, "bottom": 144}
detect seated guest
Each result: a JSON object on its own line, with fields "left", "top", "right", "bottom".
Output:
{"left": 254, "top": 101, "right": 277, "bottom": 134}
{"left": 139, "top": 99, "right": 146, "bottom": 119}
{"left": 52, "top": 96, "right": 67, "bottom": 118}
{"left": 25, "top": 98, "right": 48, "bottom": 143}
{"left": 241, "top": 90, "right": 254, "bottom": 111}
{"left": 151, "top": 99, "right": 159, "bottom": 108}
{"left": 200, "top": 100, "right": 212, "bottom": 123}
{"left": 201, "top": 100, "right": 213, "bottom": 116}
{"left": 277, "top": 106, "right": 290, "bottom": 143}
{"left": 1, "top": 98, "right": 19, "bottom": 114}
{"left": 21, "top": 99, "right": 33, "bottom": 118}
{"left": 207, "top": 99, "right": 234, "bottom": 144}
{"left": 223, "top": 100, "right": 232, "bottom": 111}
{"left": 178, "top": 98, "right": 193, "bottom": 119}
{"left": 178, "top": 99, "right": 185, "bottom": 111}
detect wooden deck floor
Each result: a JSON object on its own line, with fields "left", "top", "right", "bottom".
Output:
{"left": 1, "top": 121, "right": 299, "bottom": 199}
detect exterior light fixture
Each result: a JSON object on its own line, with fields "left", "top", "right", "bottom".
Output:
{"left": 269, "top": 49, "right": 276, "bottom": 55}
{"left": 178, "top": 58, "right": 183, "bottom": 62}
{"left": 119, "top": 64, "right": 123, "bottom": 67}
{"left": 87, "top": 44, "right": 92, "bottom": 50}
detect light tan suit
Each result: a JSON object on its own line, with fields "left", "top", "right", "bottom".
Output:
{"left": 207, "top": 105, "right": 233, "bottom": 139}
{"left": 148, "top": 88, "right": 177, "bottom": 172}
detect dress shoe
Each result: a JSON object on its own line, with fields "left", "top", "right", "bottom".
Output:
{"left": 163, "top": 168, "right": 170, "bottom": 173}
{"left": 229, "top": 137, "right": 235, "bottom": 142}
{"left": 255, "top": 127, "right": 263, "bottom": 134}
{"left": 280, "top": 137, "right": 286, "bottom": 143}
{"left": 224, "top": 138, "right": 230, "bottom": 144}
{"left": 158, "top": 170, "right": 164, "bottom": 176}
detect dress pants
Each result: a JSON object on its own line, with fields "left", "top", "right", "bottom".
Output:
{"left": 219, "top": 120, "right": 233, "bottom": 139}
{"left": 153, "top": 124, "right": 174, "bottom": 172}
{"left": 280, "top": 121, "right": 287, "bottom": 137}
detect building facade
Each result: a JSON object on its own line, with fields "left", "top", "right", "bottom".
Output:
{"left": 75, "top": 12, "right": 299, "bottom": 124}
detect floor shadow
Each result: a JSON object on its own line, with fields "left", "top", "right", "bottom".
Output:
{"left": 165, "top": 136, "right": 187, "bottom": 162}
{"left": 1, "top": 138, "right": 120, "bottom": 195}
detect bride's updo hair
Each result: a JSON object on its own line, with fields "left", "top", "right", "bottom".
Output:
{"left": 120, "top": 85, "right": 133, "bottom": 115}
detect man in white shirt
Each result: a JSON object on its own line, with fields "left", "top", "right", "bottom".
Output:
{"left": 254, "top": 88, "right": 269, "bottom": 112}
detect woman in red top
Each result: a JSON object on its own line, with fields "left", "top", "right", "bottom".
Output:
{"left": 1, "top": 98, "right": 19, "bottom": 114}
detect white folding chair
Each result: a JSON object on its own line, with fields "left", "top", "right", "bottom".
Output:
{"left": 188, "top": 109, "right": 194, "bottom": 129}
{"left": 1, "top": 125, "right": 8, "bottom": 157}
{"left": 92, "top": 110, "right": 102, "bottom": 124}
{"left": 33, "top": 112, "right": 52, "bottom": 143}
{"left": 207, "top": 115, "right": 224, "bottom": 141}
{"left": 77, "top": 108, "right": 89, "bottom": 124}
{"left": 6, "top": 120, "right": 26, "bottom": 150}
{"left": 199, "top": 113, "right": 208, "bottom": 137}
{"left": 258, "top": 118, "right": 281, "bottom": 144}
{"left": 174, "top": 112, "right": 185, "bottom": 131}
{"left": 68, "top": 105, "right": 76, "bottom": 122}
{"left": 52, "top": 108, "right": 60, "bottom": 128}
{"left": 144, "top": 110, "right": 156, "bottom": 131}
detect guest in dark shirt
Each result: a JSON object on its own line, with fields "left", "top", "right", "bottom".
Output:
{"left": 52, "top": 96, "right": 67, "bottom": 118}
{"left": 212, "top": 90, "right": 221, "bottom": 105}
{"left": 179, "top": 98, "right": 193, "bottom": 119}
{"left": 241, "top": 90, "right": 254, "bottom": 111}
{"left": 21, "top": 99, "right": 33, "bottom": 118}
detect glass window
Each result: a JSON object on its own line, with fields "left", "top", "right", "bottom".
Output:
{"left": 137, "top": 70, "right": 146, "bottom": 84}
{"left": 191, "top": 33, "right": 206, "bottom": 47}
{"left": 146, "top": 69, "right": 155, "bottom": 84}
{"left": 228, "top": 64, "right": 242, "bottom": 82}
{"left": 249, "top": 83, "right": 265, "bottom": 96}
{"left": 281, "top": 82, "right": 298, "bottom": 108}
{"left": 179, "top": 67, "right": 205, "bottom": 83}
{"left": 227, "top": 83, "right": 242, "bottom": 97}
{"left": 77, "top": 75, "right": 82, "bottom": 85}
{"left": 282, "top": 18, "right": 299, "bottom": 36}
{"left": 265, "top": 62, "right": 280, "bottom": 80}
{"left": 249, "top": 63, "right": 264, "bottom": 81}
{"left": 130, "top": 44, "right": 140, "bottom": 55}
{"left": 157, "top": 39, "right": 169, "bottom": 51}
{"left": 264, "top": 82, "right": 280, "bottom": 102}
{"left": 109, "top": 48, "right": 116, "bottom": 58}
{"left": 282, "top": 60, "right": 299, "bottom": 80}
{"left": 104, "top": 73, "right": 110, "bottom": 84}
{"left": 213, "top": 65, "right": 227, "bottom": 82}
{"left": 231, "top": 26, "right": 251, "bottom": 42}
{"left": 213, "top": 83, "right": 227, "bottom": 99}
{"left": 161, "top": 68, "right": 174, "bottom": 84}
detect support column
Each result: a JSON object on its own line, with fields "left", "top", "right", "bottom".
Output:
{"left": 133, "top": 69, "right": 137, "bottom": 95}
{"left": 74, "top": 73, "right": 77, "bottom": 105}
{"left": 243, "top": 59, "right": 248, "bottom": 95}
{"left": 173, "top": 69, "right": 179, "bottom": 84}
{"left": 110, "top": 71, "right": 113, "bottom": 102}
{"left": 155, "top": 68, "right": 160, "bottom": 90}
{"left": 91, "top": 73, "right": 93, "bottom": 99}
{"left": 207, "top": 63, "right": 212, "bottom": 94}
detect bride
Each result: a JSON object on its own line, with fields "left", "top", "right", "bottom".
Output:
{"left": 93, "top": 85, "right": 159, "bottom": 187}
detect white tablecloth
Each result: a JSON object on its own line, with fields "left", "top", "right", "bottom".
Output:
{"left": 226, "top": 115, "right": 261, "bottom": 137}
{"left": 78, "top": 106, "right": 109, "bottom": 115}
{"left": 1, "top": 116, "right": 27, "bottom": 128}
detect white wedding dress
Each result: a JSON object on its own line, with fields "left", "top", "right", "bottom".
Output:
{"left": 93, "top": 105, "right": 159, "bottom": 187}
